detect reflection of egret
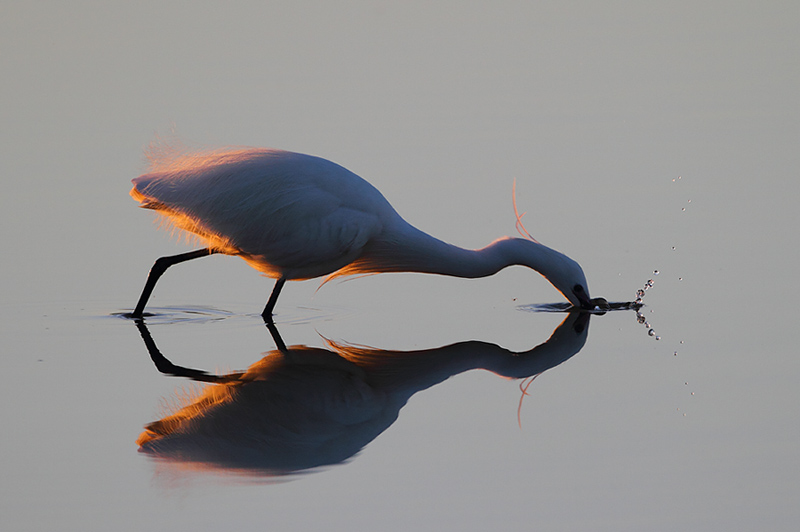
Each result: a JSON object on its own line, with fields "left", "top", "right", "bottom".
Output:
{"left": 129, "top": 147, "right": 604, "bottom": 320}
{"left": 133, "top": 313, "right": 590, "bottom": 477}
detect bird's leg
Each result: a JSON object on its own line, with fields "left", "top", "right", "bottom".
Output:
{"left": 261, "top": 277, "right": 286, "bottom": 321}
{"left": 130, "top": 248, "right": 216, "bottom": 318}
{"left": 134, "top": 318, "right": 239, "bottom": 383}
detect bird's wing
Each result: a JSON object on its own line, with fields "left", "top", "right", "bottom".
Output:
{"left": 243, "top": 193, "right": 385, "bottom": 279}
{"left": 132, "top": 149, "right": 391, "bottom": 279}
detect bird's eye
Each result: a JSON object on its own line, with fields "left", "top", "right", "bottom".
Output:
{"left": 573, "top": 285, "right": 584, "bottom": 293}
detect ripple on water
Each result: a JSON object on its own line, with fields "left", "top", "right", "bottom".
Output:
{"left": 110, "top": 304, "right": 354, "bottom": 326}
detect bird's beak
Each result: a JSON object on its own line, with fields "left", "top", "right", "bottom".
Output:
{"left": 572, "top": 289, "right": 610, "bottom": 312}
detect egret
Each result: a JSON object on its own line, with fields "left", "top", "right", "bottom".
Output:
{"left": 129, "top": 147, "right": 602, "bottom": 319}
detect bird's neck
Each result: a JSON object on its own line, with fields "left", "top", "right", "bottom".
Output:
{"left": 431, "top": 235, "right": 574, "bottom": 280}
{"left": 338, "top": 222, "right": 568, "bottom": 281}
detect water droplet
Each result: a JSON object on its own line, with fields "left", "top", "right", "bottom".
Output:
{"left": 653, "top": 270, "right": 659, "bottom": 275}
{"left": 678, "top": 277, "right": 683, "bottom": 281}
{"left": 655, "top": 336, "right": 661, "bottom": 340}
{"left": 671, "top": 246, "right": 676, "bottom": 250}
{"left": 687, "top": 199, "right": 691, "bottom": 203}
{"left": 674, "top": 351, "right": 678, "bottom": 356}
{"left": 691, "top": 392, "right": 694, "bottom": 395}
{"left": 681, "top": 207, "right": 686, "bottom": 211}
{"left": 637, "top": 289, "right": 645, "bottom": 298}
{"left": 680, "top": 340, "right": 684, "bottom": 344}
{"left": 648, "top": 329, "right": 655, "bottom": 336}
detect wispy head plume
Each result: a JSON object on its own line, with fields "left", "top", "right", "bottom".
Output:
{"left": 512, "top": 180, "right": 539, "bottom": 243}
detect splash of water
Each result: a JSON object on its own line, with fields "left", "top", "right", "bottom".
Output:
{"left": 634, "top": 271, "right": 660, "bottom": 340}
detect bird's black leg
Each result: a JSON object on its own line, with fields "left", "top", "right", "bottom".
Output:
{"left": 130, "top": 248, "right": 216, "bottom": 318}
{"left": 134, "top": 318, "right": 239, "bottom": 383}
{"left": 261, "top": 277, "right": 286, "bottom": 321}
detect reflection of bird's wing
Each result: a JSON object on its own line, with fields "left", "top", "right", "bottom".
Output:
{"left": 138, "top": 350, "right": 402, "bottom": 473}
{"left": 132, "top": 149, "right": 397, "bottom": 279}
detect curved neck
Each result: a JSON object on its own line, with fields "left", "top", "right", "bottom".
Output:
{"left": 351, "top": 224, "right": 568, "bottom": 280}
{"left": 423, "top": 235, "right": 572, "bottom": 280}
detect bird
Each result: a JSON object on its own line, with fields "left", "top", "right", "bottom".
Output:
{"left": 129, "top": 147, "right": 603, "bottom": 320}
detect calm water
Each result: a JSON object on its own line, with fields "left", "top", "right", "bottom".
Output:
{"left": 2, "top": 2, "right": 798, "bottom": 531}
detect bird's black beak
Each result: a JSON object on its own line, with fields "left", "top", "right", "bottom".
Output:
{"left": 573, "top": 288, "right": 609, "bottom": 312}
{"left": 584, "top": 297, "right": 610, "bottom": 312}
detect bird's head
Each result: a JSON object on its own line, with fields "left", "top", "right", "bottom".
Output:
{"left": 545, "top": 257, "right": 589, "bottom": 308}
{"left": 536, "top": 249, "right": 608, "bottom": 311}
{"left": 570, "top": 284, "right": 610, "bottom": 311}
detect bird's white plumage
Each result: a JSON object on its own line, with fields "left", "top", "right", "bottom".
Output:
{"left": 133, "top": 149, "right": 397, "bottom": 280}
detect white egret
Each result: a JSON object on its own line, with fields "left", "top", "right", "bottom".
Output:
{"left": 129, "top": 147, "right": 602, "bottom": 319}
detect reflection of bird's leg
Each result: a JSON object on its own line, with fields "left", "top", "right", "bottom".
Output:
{"left": 264, "top": 319, "right": 288, "bottom": 353}
{"left": 131, "top": 248, "right": 217, "bottom": 318}
{"left": 134, "top": 318, "right": 239, "bottom": 383}
{"left": 261, "top": 277, "right": 286, "bottom": 320}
